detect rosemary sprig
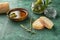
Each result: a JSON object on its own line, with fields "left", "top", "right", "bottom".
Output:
{"left": 29, "top": 17, "right": 32, "bottom": 30}
{"left": 20, "top": 24, "right": 36, "bottom": 34}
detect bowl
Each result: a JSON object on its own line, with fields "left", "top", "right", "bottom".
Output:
{"left": 7, "top": 8, "right": 28, "bottom": 21}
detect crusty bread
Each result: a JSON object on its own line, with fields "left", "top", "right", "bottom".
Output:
{"left": 40, "top": 16, "right": 54, "bottom": 29}
{"left": 0, "top": 2, "right": 9, "bottom": 14}
{"left": 32, "top": 16, "right": 54, "bottom": 30}
{"left": 32, "top": 19, "right": 44, "bottom": 30}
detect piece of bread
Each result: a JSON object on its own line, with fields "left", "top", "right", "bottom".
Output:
{"left": 40, "top": 16, "right": 54, "bottom": 29}
{"left": 32, "top": 19, "right": 44, "bottom": 30}
{"left": 0, "top": 2, "right": 9, "bottom": 14}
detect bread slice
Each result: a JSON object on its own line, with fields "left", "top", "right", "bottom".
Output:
{"left": 32, "top": 19, "right": 44, "bottom": 30}
{"left": 40, "top": 16, "right": 54, "bottom": 29}
{"left": 0, "top": 2, "right": 9, "bottom": 14}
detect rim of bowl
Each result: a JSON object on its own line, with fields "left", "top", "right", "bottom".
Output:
{"left": 7, "top": 8, "right": 28, "bottom": 19}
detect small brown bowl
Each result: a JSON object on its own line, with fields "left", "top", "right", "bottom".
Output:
{"left": 7, "top": 8, "right": 28, "bottom": 21}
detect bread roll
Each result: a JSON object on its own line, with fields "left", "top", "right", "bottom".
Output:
{"left": 0, "top": 2, "right": 9, "bottom": 14}
{"left": 32, "top": 19, "right": 44, "bottom": 30}
{"left": 40, "top": 16, "right": 54, "bottom": 29}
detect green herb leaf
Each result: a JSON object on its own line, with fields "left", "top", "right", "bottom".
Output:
{"left": 20, "top": 24, "right": 36, "bottom": 34}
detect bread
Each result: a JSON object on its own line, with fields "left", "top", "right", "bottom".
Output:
{"left": 32, "top": 19, "right": 44, "bottom": 30}
{"left": 32, "top": 16, "right": 54, "bottom": 30}
{"left": 40, "top": 16, "right": 54, "bottom": 29}
{"left": 0, "top": 2, "right": 9, "bottom": 14}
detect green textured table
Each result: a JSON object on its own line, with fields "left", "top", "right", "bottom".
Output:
{"left": 0, "top": 0, "right": 60, "bottom": 40}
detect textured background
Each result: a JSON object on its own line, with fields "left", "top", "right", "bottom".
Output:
{"left": 0, "top": 0, "right": 60, "bottom": 40}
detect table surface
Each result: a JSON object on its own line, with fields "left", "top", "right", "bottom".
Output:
{"left": 0, "top": 0, "right": 60, "bottom": 40}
